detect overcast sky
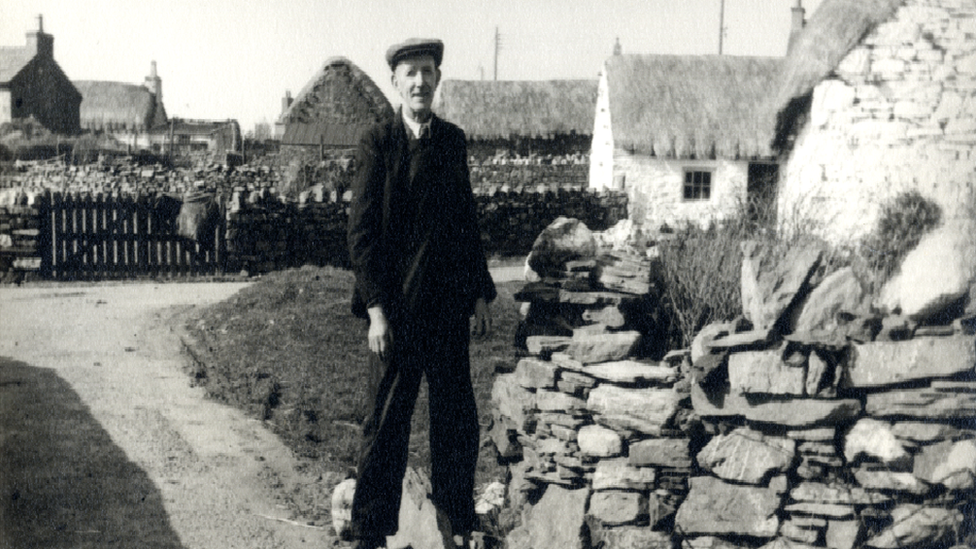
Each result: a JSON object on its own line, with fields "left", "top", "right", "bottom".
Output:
{"left": 1, "top": 0, "right": 822, "bottom": 133}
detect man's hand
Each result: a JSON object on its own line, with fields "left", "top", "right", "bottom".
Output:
{"left": 471, "top": 298, "right": 492, "bottom": 338}
{"left": 367, "top": 306, "right": 392, "bottom": 360}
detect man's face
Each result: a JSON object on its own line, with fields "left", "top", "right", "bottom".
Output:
{"left": 392, "top": 55, "right": 440, "bottom": 119}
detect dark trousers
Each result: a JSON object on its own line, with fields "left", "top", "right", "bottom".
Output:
{"left": 350, "top": 313, "right": 480, "bottom": 539}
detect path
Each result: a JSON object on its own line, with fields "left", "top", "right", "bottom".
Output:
{"left": 0, "top": 282, "right": 334, "bottom": 549}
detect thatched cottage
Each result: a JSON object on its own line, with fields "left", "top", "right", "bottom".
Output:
{"left": 434, "top": 79, "right": 597, "bottom": 157}
{"left": 73, "top": 61, "right": 168, "bottom": 146}
{"left": 0, "top": 16, "right": 81, "bottom": 134}
{"left": 773, "top": 0, "right": 976, "bottom": 243}
{"left": 589, "top": 53, "right": 781, "bottom": 229}
{"left": 276, "top": 57, "right": 392, "bottom": 195}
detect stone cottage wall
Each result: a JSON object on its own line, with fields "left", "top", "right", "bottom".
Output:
{"left": 778, "top": 0, "right": 976, "bottom": 243}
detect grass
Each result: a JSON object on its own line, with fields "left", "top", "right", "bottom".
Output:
{"left": 182, "top": 265, "right": 521, "bottom": 522}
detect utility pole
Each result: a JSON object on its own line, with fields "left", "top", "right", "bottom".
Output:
{"left": 493, "top": 26, "right": 500, "bottom": 81}
{"left": 718, "top": 0, "right": 726, "bottom": 55}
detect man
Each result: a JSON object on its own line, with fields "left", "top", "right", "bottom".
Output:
{"left": 346, "top": 38, "right": 496, "bottom": 549}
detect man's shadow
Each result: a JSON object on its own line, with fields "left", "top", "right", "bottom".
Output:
{"left": 0, "top": 358, "right": 186, "bottom": 549}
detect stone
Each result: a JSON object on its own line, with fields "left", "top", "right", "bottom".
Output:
{"left": 675, "top": 476, "right": 782, "bottom": 537}
{"left": 488, "top": 410, "right": 522, "bottom": 460}
{"left": 589, "top": 527, "right": 673, "bottom": 549}
{"left": 629, "top": 437, "right": 692, "bottom": 468}
{"left": 526, "top": 217, "right": 597, "bottom": 278}
{"left": 588, "top": 490, "right": 646, "bottom": 526}
{"left": 843, "top": 419, "right": 909, "bottom": 466}
{"left": 788, "top": 427, "right": 837, "bottom": 442}
{"left": 491, "top": 374, "right": 536, "bottom": 432}
{"left": 697, "top": 427, "right": 796, "bottom": 484}
{"left": 582, "top": 360, "right": 677, "bottom": 385}
{"left": 913, "top": 439, "right": 976, "bottom": 490}
{"left": 577, "top": 424, "right": 623, "bottom": 458}
{"left": 690, "top": 382, "right": 750, "bottom": 417}
{"left": 826, "top": 520, "right": 862, "bottom": 549}
{"left": 729, "top": 348, "right": 807, "bottom": 395}
{"left": 783, "top": 502, "right": 855, "bottom": 519}
{"left": 741, "top": 240, "right": 824, "bottom": 331}
{"left": 526, "top": 335, "right": 571, "bottom": 356}
{"left": 582, "top": 306, "right": 627, "bottom": 328}
{"left": 890, "top": 421, "right": 965, "bottom": 443}
{"left": 781, "top": 519, "right": 821, "bottom": 544}
{"left": 685, "top": 536, "right": 750, "bottom": 549}
{"left": 794, "top": 267, "right": 869, "bottom": 333}
{"left": 865, "top": 387, "right": 976, "bottom": 419}
{"left": 515, "top": 358, "right": 559, "bottom": 389}
{"left": 504, "top": 485, "right": 588, "bottom": 549}
{"left": 565, "top": 331, "right": 642, "bottom": 364}
{"left": 846, "top": 337, "right": 975, "bottom": 388}
{"left": 691, "top": 323, "right": 731, "bottom": 365}
{"left": 387, "top": 468, "right": 454, "bottom": 549}
{"left": 592, "top": 458, "right": 656, "bottom": 491}
{"left": 475, "top": 481, "right": 506, "bottom": 517}
{"left": 865, "top": 504, "right": 962, "bottom": 549}
{"left": 853, "top": 468, "right": 929, "bottom": 495}
{"left": 557, "top": 371, "right": 597, "bottom": 395}
{"left": 806, "top": 352, "right": 829, "bottom": 396}
{"left": 744, "top": 398, "right": 862, "bottom": 427}
{"left": 535, "top": 390, "right": 586, "bottom": 412}
{"left": 877, "top": 219, "right": 976, "bottom": 322}
{"left": 587, "top": 385, "right": 681, "bottom": 436}
{"left": 330, "top": 478, "right": 356, "bottom": 540}
{"left": 757, "top": 539, "right": 819, "bottom": 549}
{"left": 790, "top": 482, "right": 890, "bottom": 506}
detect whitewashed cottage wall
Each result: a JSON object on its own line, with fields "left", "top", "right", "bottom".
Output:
{"left": 779, "top": 0, "right": 976, "bottom": 242}
{"left": 614, "top": 155, "right": 749, "bottom": 229}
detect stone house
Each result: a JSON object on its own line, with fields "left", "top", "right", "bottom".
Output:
{"left": 0, "top": 15, "right": 81, "bottom": 134}
{"left": 434, "top": 79, "right": 597, "bottom": 190}
{"left": 772, "top": 0, "right": 976, "bottom": 243}
{"left": 588, "top": 53, "right": 782, "bottom": 230}
{"left": 276, "top": 57, "right": 392, "bottom": 195}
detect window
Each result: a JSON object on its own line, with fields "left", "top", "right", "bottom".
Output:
{"left": 683, "top": 170, "right": 712, "bottom": 201}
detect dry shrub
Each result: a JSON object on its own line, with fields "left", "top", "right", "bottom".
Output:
{"left": 859, "top": 190, "right": 942, "bottom": 284}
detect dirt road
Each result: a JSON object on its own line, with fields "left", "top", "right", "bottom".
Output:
{"left": 0, "top": 282, "right": 338, "bottom": 549}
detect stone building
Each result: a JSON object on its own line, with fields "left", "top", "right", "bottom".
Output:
{"left": 276, "top": 57, "right": 392, "bottom": 196}
{"left": 0, "top": 15, "right": 81, "bottom": 134}
{"left": 773, "top": 0, "right": 976, "bottom": 243}
{"left": 588, "top": 53, "right": 781, "bottom": 230}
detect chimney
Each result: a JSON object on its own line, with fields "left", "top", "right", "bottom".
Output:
{"left": 612, "top": 37, "right": 622, "bottom": 56}
{"left": 787, "top": 0, "right": 806, "bottom": 54}
{"left": 282, "top": 91, "right": 293, "bottom": 114}
{"left": 26, "top": 14, "right": 54, "bottom": 58}
{"left": 144, "top": 60, "right": 162, "bottom": 102}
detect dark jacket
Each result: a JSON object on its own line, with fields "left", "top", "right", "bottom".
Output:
{"left": 347, "top": 111, "right": 496, "bottom": 321}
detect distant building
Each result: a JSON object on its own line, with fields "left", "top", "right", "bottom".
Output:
{"left": 74, "top": 61, "right": 168, "bottom": 146}
{"left": 277, "top": 57, "right": 392, "bottom": 195}
{"left": 589, "top": 53, "right": 782, "bottom": 229}
{"left": 772, "top": 0, "right": 976, "bottom": 243}
{"left": 0, "top": 15, "right": 81, "bottom": 134}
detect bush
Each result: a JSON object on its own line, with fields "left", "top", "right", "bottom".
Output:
{"left": 860, "top": 190, "right": 942, "bottom": 283}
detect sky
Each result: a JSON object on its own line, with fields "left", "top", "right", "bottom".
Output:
{"left": 1, "top": 0, "right": 822, "bottom": 134}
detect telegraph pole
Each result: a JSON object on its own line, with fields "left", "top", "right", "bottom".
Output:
{"left": 493, "top": 26, "right": 500, "bottom": 80}
{"left": 718, "top": 0, "right": 726, "bottom": 55}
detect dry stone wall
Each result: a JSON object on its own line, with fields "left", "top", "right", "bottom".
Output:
{"left": 489, "top": 221, "right": 976, "bottom": 549}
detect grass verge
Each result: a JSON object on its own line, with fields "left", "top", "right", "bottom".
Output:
{"left": 182, "top": 265, "right": 520, "bottom": 524}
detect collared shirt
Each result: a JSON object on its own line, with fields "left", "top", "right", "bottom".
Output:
{"left": 402, "top": 111, "right": 431, "bottom": 140}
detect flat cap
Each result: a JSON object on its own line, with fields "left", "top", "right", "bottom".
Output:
{"left": 385, "top": 38, "right": 444, "bottom": 70}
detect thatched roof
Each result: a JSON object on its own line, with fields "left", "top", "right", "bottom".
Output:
{"left": 281, "top": 56, "right": 393, "bottom": 147}
{"left": 774, "top": 0, "right": 905, "bottom": 114}
{"left": 0, "top": 47, "right": 33, "bottom": 82}
{"left": 73, "top": 81, "right": 167, "bottom": 132}
{"left": 434, "top": 80, "right": 598, "bottom": 140}
{"left": 606, "top": 54, "right": 781, "bottom": 159}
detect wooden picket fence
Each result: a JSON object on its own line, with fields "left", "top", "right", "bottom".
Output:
{"left": 41, "top": 192, "right": 225, "bottom": 279}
